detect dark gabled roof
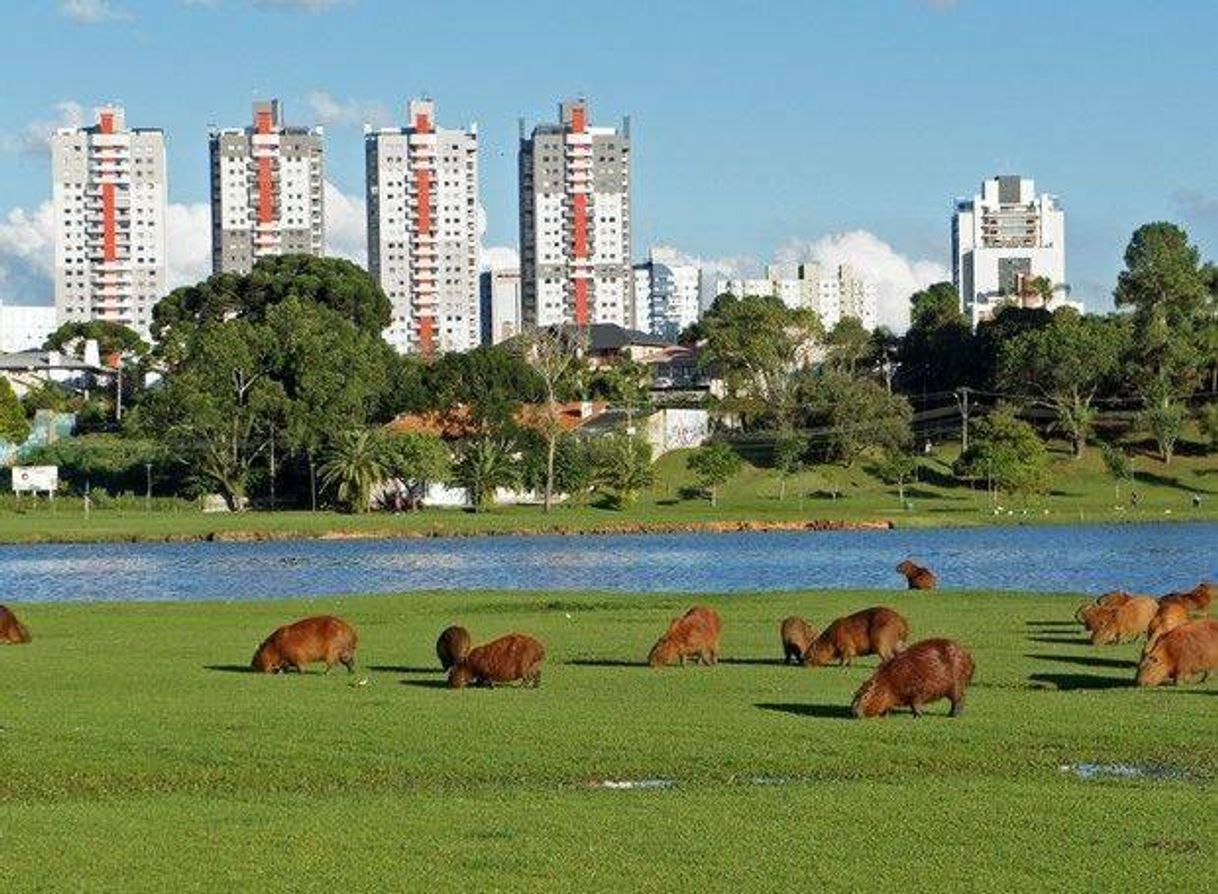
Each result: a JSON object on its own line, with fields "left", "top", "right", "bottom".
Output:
{"left": 583, "top": 323, "right": 672, "bottom": 352}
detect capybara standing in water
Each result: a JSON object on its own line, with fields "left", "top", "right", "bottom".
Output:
{"left": 251, "top": 615, "right": 357, "bottom": 673}
{"left": 1087, "top": 596, "right": 1158, "bottom": 645}
{"left": 649, "top": 605, "right": 722, "bottom": 668}
{"left": 1136, "top": 619, "right": 1218, "bottom": 687}
{"left": 448, "top": 633, "right": 546, "bottom": 688}
{"left": 803, "top": 607, "right": 909, "bottom": 667}
{"left": 1146, "top": 601, "right": 1191, "bottom": 649}
{"left": 436, "top": 625, "right": 472, "bottom": 670}
{"left": 0, "top": 605, "right": 30, "bottom": 645}
{"left": 780, "top": 616, "right": 816, "bottom": 664}
{"left": 852, "top": 638, "right": 975, "bottom": 718}
{"left": 896, "top": 559, "right": 937, "bottom": 591}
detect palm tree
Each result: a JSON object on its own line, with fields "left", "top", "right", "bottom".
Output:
{"left": 454, "top": 437, "right": 520, "bottom": 512}
{"left": 591, "top": 435, "right": 654, "bottom": 510}
{"left": 319, "top": 429, "right": 390, "bottom": 513}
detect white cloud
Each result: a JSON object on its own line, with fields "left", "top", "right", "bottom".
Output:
{"left": 0, "top": 202, "right": 56, "bottom": 304}
{"left": 306, "top": 91, "right": 392, "bottom": 129}
{"left": 774, "top": 231, "right": 949, "bottom": 332}
{"left": 1173, "top": 189, "right": 1218, "bottom": 222}
{"left": 647, "top": 244, "right": 759, "bottom": 280}
{"left": 480, "top": 246, "right": 518, "bottom": 272}
{"left": 323, "top": 180, "right": 367, "bottom": 265}
{"left": 58, "top": 0, "right": 130, "bottom": 23}
{"left": 4, "top": 102, "right": 86, "bottom": 157}
{"left": 164, "top": 202, "right": 213, "bottom": 289}
{"left": 250, "top": 0, "right": 352, "bottom": 10}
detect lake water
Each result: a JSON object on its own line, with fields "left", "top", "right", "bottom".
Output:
{"left": 0, "top": 522, "right": 1214, "bottom": 603}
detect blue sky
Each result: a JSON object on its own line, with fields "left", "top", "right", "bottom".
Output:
{"left": 2, "top": 0, "right": 1216, "bottom": 325}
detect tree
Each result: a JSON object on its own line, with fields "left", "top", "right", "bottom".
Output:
{"left": 686, "top": 442, "right": 743, "bottom": 507}
{"left": 383, "top": 432, "right": 451, "bottom": 506}
{"left": 997, "top": 308, "right": 1127, "bottom": 457}
{"left": 1100, "top": 443, "right": 1134, "bottom": 503}
{"left": 427, "top": 344, "right": 546, "bottom": 428}
{"left": 772, "top": 429, "right": 808, "bottom": 501}
{"left": 1199, "top": 402, "right": 1218, "bottom": 453}
{"left": 23, "top": 434, "right": 167, "bottom": 495}
{"left": 453, "top": 437, "right": 519, "bottom": 512}
{"left": 0, "top": 379, "right": 31, "bottom": 446}
{"left": 1137, "top": 390, "right": 1188, "bottom": 465}
{"left": 590, "top": 434, "right": 654, "bottom": 509}
{"left": 319, "top": 428, "right": 391, "bottom": 513}
{"left": 875, "top": 448, "right": 918, "bottom": 506}
{"left": 953, "top": 406, "right": 1051, "bottom": 500}
{"left": 590, "top": 358, "right": 652, "bottom": 424}
{"left": 896, "top": 282, "right": 975, "bottom": 394}
{"left": 44, "top": 320, "right": 149, "bottom": 359}
{"left": 798, "top": 372, "right": 913, "bottom": 466}
{"left": 825, "top": 316, "right": 871, "bottom": 376}
{"left": 520, "top": 326, "right": 585, "bottom": 513}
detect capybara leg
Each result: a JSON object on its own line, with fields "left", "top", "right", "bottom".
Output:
{"left": 342, "top": 652, "right": 355, "bottom": 673}
{"left": 910, "top": 702, "right": 922, "bottom": 718}
{"left": 949, "top": 695, "right": 965, "bottom": 717}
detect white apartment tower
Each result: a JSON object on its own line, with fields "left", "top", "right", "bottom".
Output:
{"left": 51, "top": 106, "right": 167, "bottom": 339}
{"left": 519, "top": 99, "right": 633, "bottom": 329}
{"left": 633, "top": 247, "right": 702, "bottom": 340}
{"left": 952, "top": 175, "right": 1065, "bottom": 326}
{"left": 366, "top": 100, "right": 480, "bottom": 354}
{"left": 479, "top": 267, "right": 522, "bottom": 346}
{"left": 210, "top": 100, "right": 325, "bottom": 275}
{"left": 716, "top": 263, "right": 875, "bottom": 331}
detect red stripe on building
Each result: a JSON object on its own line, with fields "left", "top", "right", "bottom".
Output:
{"left": 573, "top": 278, "right": 589, "bottom": 327}
{"left": 99, "top": 112, "right": 114, "bottom": 134}
{"left": 102, "top": 183, "right": 117, "bottom": 262}
{"left": 256, "top": 110, "right": 273, "bottom": 134}
{"left": 416, "top": 168, "right": 432, "bottom": 234}
{"left": 414, "top": 112, "right": 432, "bottom": 134}
{"left": 417, "top": 317, "right": 436, "bottom": 356}
{"left": 570, "top": 105, "right": 586, "bottom": 133}
{"left": 572, "top": 193, "right": 588, "bottom": 258}
{"left": 258, "top": 157, "right": 274, "bottom": 223}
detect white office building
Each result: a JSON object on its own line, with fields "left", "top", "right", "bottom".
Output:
{"left": 633, "top": 247, "right": 702, "bottom": 340}
{"left": 367, "top": 99, "right": 480, "bottom": 354}
{"left": 716, "top": 262, "right": 875, "bottom": 331}
{"left": 51, "top": 106, "right": 167, "bottom": 340}
{"left": 480, "top": 267, "right": 522, "bottom": 345}
{"left": 952, "top": 175, "right": 1066, "bottom": 326}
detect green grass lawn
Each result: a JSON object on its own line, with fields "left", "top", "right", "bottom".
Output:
{"left": 1, "top": 440, "right": 1215, "bottom": 544}
{"left": 1, "top": 589, "right": 1214, "bottom": 891}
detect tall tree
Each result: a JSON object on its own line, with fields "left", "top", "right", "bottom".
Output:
{"left": 520, "top": 326, "right": 585, "bottom": 513}
{"left": 0, "top": 379, "right": 30, "bottom": 446}
{"left": 997, "top": 308, "right": 1128, "bottom": 457}
{"left": 44, "top": 321, "right": 148, "bottom": 359}
{"left": 319, "top": 428, "right": 391, "bottom": 513}
{"left": 896, "top": 283, "right": 975, "bottom": 395}
{"left": 798, "top": 371, "right": 913, "bottom": 466}
{"left": 953, "top": 406, "right": 1051, "bottom": 500}
{"left": 686, "top": 442, "right": 744, "bottom": 507}
{"left": 825, "top": 316, "right": 871, "bottom": 376}
{"left": 590, "top": 434, "right": 654, "bottom": 509}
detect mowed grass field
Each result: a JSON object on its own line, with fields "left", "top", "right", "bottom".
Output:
{"left": 1, "top": 440, "right": 1215, "bottom": 544}
{"left": 1, "top": 589, "right": 1215, "bottom": 892}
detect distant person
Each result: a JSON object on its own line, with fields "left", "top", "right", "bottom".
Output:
{"left": 1192, "top": 493, "right": 1202, "bottom": 510}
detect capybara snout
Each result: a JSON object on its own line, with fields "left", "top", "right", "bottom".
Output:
{"left": 448, "top": 633, "right": 546, "bottom": 689}
{"left": 852, "top": 638, "right": 974, "bottom": 718}
{"left": 251, "top": 615, "right": 358, "bottom": 674}
{"left": 0, "top": 604, "right": 31, "bottom": 645}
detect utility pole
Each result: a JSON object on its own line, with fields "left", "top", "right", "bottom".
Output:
{"left": 954, "top": 387, "right": 971, "bottom": 453}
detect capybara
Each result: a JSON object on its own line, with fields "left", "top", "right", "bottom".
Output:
{"left": 780, "top": 616, "right": 816, "bottom": 664}
{"left": 1159, "top": 582, "right": 1215, "bottom": 616}
{"left": 448, "top": 633, "right": 546, "bottom": 688}
{"left": 0, "top": 604, "right": 31, "bottom": 645}
{"left": 803, "top": 607, "right": 909, "bottom": 667}
{"left": 896, "top": 559, "right": 937, "bottom": 591}
{"left": 1146, "top": 600, "right": 1191, "bottom": 649}
{"left": 251, "top": 615, "right": 357, "bottom": 673}
{"left": 1087, "top": 596, "right": 1158, "bottom": 645}
{"left": 436, "top": 625, "right": 472, "bottom": 671}
{"left": 648, "top": 605, "right": 722, "bottom": 668}
{"left": 1136, "top": 619, "right": 1218, "bottom": 687}
{"left": 852, "top": 638, "right": 975, "bottom": 718}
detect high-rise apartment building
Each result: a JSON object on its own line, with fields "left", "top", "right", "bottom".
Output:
{"left": 837, "top": 263, "right": 877, "bottom": 331}
{"left": 210, "top": 100, "right": 325, "bottom": 276}
{"left": 633, "top": 247, "right": 702, "bottom": 340}
{"left": 366, "top": 99, "right": 480, "bottom": 354}
{"left": 51, "top": 106, "right": 166, "bottom": 339}
{"left": 479, "top": 267, "right": 522, "bottom": 346}
{"left": 952, "top": 175, "right": 1065, "bottom": 326}
{"left": 519, "top": 99, "right": 633, "bottom": 329}
{"left": 716, "top": 263, "right": 873, "bottom": 331}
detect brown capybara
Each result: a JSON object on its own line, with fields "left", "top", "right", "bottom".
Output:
{"left": 896, "top": 559, "right": 937, "bottom": 591}
{"left": 448, "top": 633, "right": 546, "bottom": 688}
{"left": 803, "top": 607, "right": 909, "bottom": 667}
{"left": 0, "top": 604, "right": 31, "bottom": 645}
{"left": 436, "top": 625, "right": 472, "bottom": 671}
{"left": 1136, "top": 619, "right": 1218, "bottom": 687}
{"left": 1159, "top": 582, "right": 1215, "bottom": 616}
{"left": 1146, "top": 600, "right": 1191, "bottom": 649}
{"left": 852, "top": 638, "right": 975, "bottom": 718}
{"left": 648, "top": 605, "right": 722, "bottom": 668}
{"left": 1087, "top": 596, "right": 1158, "bottom": 645}
{"left": 780, "top": 616, "right": 816, "bottom": 664}
{"left": 251, "top": 615, "right": 357, "bottom": 673}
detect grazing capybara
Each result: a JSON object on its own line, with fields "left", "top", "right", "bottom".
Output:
{"left": 1087, "top": 596, "right": 1158, "bottom": 645}
{"left": 851, "top": 638, "right": 975, "bottom": 718}
{"left": 448, "top": 633, "right": 546, "bottom": 688}
{"left": 436, "top": 625, "right": 472, "bottom": 670}
{"left": 1136, "top": 619, "right": 1218, "bottom": 687}
{"left": 1160, "top": 582, "right": 1215, "bottom": 616}
{"left": 1146, "top": 600, "right": 1191, "bottom": 649}
{"left": 803, "top": 607, "right": 909, "bottom": 667}
{"left": 648, "top": 605, "right": 722, "bottom": 668}
{"left": 780, "top": 616, "right": 816, "bottom": 664}
{"left": 895, "top": 559, "right": 937, "bottom": 591}
{"left": 251, "top": 615, "right": 357, "bottom": 673}
{"left": 0, "top": 604, "right": 31, "bottom": 645}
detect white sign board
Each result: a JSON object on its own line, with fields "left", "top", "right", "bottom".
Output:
{"left": 12, "top": 465, "right": 58, "bottom": 493}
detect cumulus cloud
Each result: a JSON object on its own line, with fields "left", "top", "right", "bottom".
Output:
{"left": 323, "top": 180, "right": 367, "bottom": 265}
{"left": 306, "top": 91, "right": 392, "bottom": 129}
{"left": 164, "top": 202, "right": 213, "bottom": 289}
{"left": 774, "top": 231, "right": 949, "bottom": 332}
{"left": 58, "top": 0, "right": 130, "bottom": 23}
{"left": 0, "top": 203, "right": 56, "bottom": 304}
{"left": 4, "top": 102, "right": 86, "bottom": 157}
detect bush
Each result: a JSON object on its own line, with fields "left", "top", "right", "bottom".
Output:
{"left": 953, "top": 406, "right": 1051, "bottom": 499}
{"left": 589, "top": 435, "right": 653, "bottom": 509}
{"left": 686, "top": 442, "right": 744, "bottom": 507}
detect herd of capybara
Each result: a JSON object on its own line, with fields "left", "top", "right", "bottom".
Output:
{"left": 3, "top": 562, "right": 1215, "bottom": 718}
